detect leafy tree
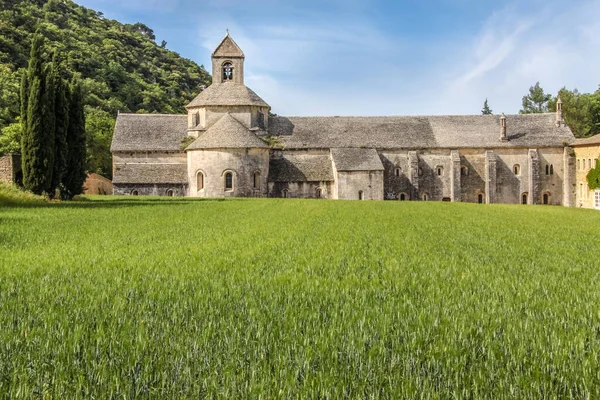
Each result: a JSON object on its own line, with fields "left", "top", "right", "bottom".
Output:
{"left": 547, "top": 87, "right": 600, "bottom": 138}
{"left": 0, "top": 64, "right": 21, "bottom": 129}
{"left": 481, "top": 99, "right": 492, "bottom": 115}
{"left": 0, "top": 121, "right": 22, "bottom": 155}
{"left": 21, "top": 34, "right": 54, "bottom": 195}
{"left": 520, "top": 82, "right": 552, "bottom": 114}
{"left": 62, "top": 80, "right": 86, "bottom": 199}
{"left": 587, "top": 158, "right": 600, "bottom": 190}
{"left": 85, "top": 107, "right": 114, "bottom": 178}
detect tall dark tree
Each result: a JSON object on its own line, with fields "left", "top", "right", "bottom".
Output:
{"left": 50, "top": 52, "right": 69, "bottom": 195}
{"left": 62, "top": 80, "right": 86, "bottom": 199}
{"left": 520, "top": 82, "right": 552, "bottom": 114}
{"left": 482, "top": 99, "right": 493, "bottom": 115}
{"left": 21, "top": 34, "right": 54, "bottom": 195}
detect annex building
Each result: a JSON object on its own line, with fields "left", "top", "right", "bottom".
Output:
{"left": 111, "top": 34, "right": 577, "bottom": 205}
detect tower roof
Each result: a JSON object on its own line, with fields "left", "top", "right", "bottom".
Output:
{"left": 186, "top": 82, "right": 270, "bottom": 108}
{"left": 186, "top": 113, "right": 268, "bottom": 150}
{"left": 212, "top": 33, "right": 244, "bottom": 58}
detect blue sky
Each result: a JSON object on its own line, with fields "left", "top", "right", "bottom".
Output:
{"left": 77, "top": 0, "right": 600, "bottom": 116}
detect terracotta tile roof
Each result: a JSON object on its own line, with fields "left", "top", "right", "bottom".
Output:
{"left": 186, "top": 114, "right": 269, "bottom": 150}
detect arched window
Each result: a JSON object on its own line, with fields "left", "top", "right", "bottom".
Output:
{"left": 253, "top": 171, "right": 260, "bottom": 189}
{"left": 316, "top": 188, "right": 322, "bottom": 198}
{"left": 583, "top": 159, "right": 586, "bottom": 170}
{"left": 522, "top": 193, "right": 528, "bottom": 205}
{"left": 589, "top": 159, "right": 592, "bottom": 170}
{"left": 550, "top": 164, "right": 554, "bottom": 175}
{"left": 282, "top": 189, "right": 289, "bottom": 198}
{"left": 580, "top": 183, "right": 584, "bottom": 199}
{"left": 224, "top": 172, "right": 233, "bottom": 191}
{"left": 222, "top": 62, "right": 233, "bottom": 81}
{"left": 394, "top": 167, "right": 401, "bottom": 177}
{"left": 131, "top": 190, "right": 139, "bottom": 196}
{"left": 197, "top": 172, "right": 204, "bottom": 191}
{"left": 478, "top": 193, "right": 484, "bottom": 204}
{"left": 513, "top": 164, "right": 520, "bottom": 175}
{"left": 166, "top": 189, "right": 174, "bottom": 197}
{"left": 422, "top": 193, "right": 429, "bottom": 201}
{"left": 461, "top": 166, "right": 469, "bottom": 176}
{"left": 543, "top": 193, "right": 550, "bottom": 205}
{"left": 358, "top": 190, "right": 364, "bottom": 200}
{"left": 578, "top": 159, "right": 581, "bottom": 170}
{"left": 545, "top": 165, "right": 549, "bottom": 175}
{"left": 400, "top": 193, "right": 406, "bottom": 201}
{"left": 436, "top": 167, "right": 443, "bottom": 176}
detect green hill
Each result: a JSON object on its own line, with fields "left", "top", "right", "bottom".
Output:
{"left": 0, "top": 0, "right": 212, "bottom": 176}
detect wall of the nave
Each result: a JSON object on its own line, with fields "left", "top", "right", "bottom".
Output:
{"left": 187, "top": 148, "right": 270, "bottom": 198}
{"left": 379, "top": 151, "right": 413, "bottom": 200}
{"left": 269, "top": 181, "right": 334, "bottom": 199}
{"left": 336, "top": 170, "right": 384, "bottom": 201}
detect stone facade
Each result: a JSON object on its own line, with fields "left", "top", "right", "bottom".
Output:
{"left": 83, "top": 173, "right": 113, "bottom": 195}
{"left": 110, "top": 34, "right": 577, "bottom": 206}
{"left": 572, "top": 135, "right": 600, "bottom": 209}
{"left": 0, "top": 153, "right": 22, "bottom": 185}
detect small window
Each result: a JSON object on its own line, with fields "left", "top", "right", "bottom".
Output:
{"left": 583, "top": 159, "right": 586, "bottom": 170}
{"left": 545, "top": 165, "right": 549, "bottom": 175}
{"left": 550, "top": 164, "right": 554, "bottom": 175}
{"left": 358, "top": 190, "right": 364, "bottom": 200}
{"left": 418, "top": 168, "right": 423, "bottom": 177}
{"left": 222, "top": 62, "right": 233, "bottom": 81}
{"left": 316, "top": 188, "right": 322, "bottom": 198}
{"left": 522, "top": 193, "right": 528, "bottom": 205}
{"left": 253, "top": 171, "right": 260, "bottom": 189}
{"left": 422, "top": 193, "right": 429, "bottom": 201}
{"left": 543, "top": 193, "right": 550, "bottom": 205}
{"left": 166, "top": 189, "right": 174, "bottom": 197}
{"left": 580, "top": 183, "right": 584, "bottom": 199}
{"left": 131, "top": 190, "right": 139, "bottom": 196}
{"left": 224, "top": 172, "right": 233, "bottom": 191}
{"left": 282, "top": 189, "right": 289, "bottom": 198}
{"left": 578, "top": 159, "right": 581, "bottom": 170}
{"left": 400, "top": 193, "right": 406, "bottom": 201}
{"left": 197, "top": 172, "right": 204, "bottom": 191}
{"left": 478, "top": 193, "right": 484, "bottom": 204}
{"left": 513, "top": 164, "right": 520, "bottom": 175}
{"left": 461, "top": 166, "right": 469, "bottom": 176}
{"left": 589, "top": 159, "right": 592, "bottom": 170}
{"left": 437, "top": 167, "right": 443, "bottom": 176}
{"left": 395, "top": 168, "right": 401, "bottom": 177}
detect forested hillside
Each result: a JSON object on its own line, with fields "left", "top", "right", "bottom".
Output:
{"left": 0, "top": 0, "right": 211, "bottom": 177}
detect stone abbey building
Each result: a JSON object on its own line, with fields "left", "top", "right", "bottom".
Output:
{"left": 111, "top": 34, "right": 577, "bottom": 205}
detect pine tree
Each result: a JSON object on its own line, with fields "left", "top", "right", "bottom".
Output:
{"left": 50, "top": 52, "right": 69, "bottom": 196}
{"left": 21, "top": 34, "right": 55, "bottom": 195}
{"left": 520, "top": 82, "right": 552, "bottom": 114}
{"left": 62, "top": 80, "right": 86, "bottom": 199}
{"left": 482, "top": 99, "right": 493, "bottom": 115}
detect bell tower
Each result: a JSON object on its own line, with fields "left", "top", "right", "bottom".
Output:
{"left": 211, "top": 32, "right": 245, "bottom": 85}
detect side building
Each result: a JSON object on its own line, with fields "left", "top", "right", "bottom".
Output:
{"left": 572, "top": 135, "right": 600, "bottom": 209}
{"left": 111, "top": 33, "right": 577, "bottom": 205}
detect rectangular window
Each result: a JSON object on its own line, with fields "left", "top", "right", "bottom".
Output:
{"left": 596, "top": 191, "right": 600, "bottom": 209}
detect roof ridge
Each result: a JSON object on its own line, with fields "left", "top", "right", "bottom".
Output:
{"left": 274, "top": 113, "right": 555, "bottom": 119}
{"left": 118, "top": 113, "right": 185, "bottom": 117}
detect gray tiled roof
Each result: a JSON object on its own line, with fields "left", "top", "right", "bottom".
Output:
{"left": 212, "top": 34, "right": 244, "bottom": 58}
{"left": 112, "top": 163, "right": 188, "bottom": 184}
{"left": 573, "top": 134, "right": 600, "bottom": 146}
{"left": 331, "top": 148, "right": 384, "bottom": 171}
{"left": 186, "top": 82, "right": 269, "bottom": 108}
{"left": 268, "top": 114, "right": 574, "bottom": 149}
{"left": 268, "top": 153, "right": 334, "bottom": 182}
{"left": 111, "top": 114, "right": 188, "bottom": 152}
{"left": 186, "top": 114, "right": 269, "bottom": 150}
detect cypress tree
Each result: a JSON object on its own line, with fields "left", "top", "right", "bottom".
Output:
{"left": 20, "top": 71, "right": 29, "bottom": 130}
{"left": 50, "top": 52, "right": 69, "bottom": 196}
{"left": 62, "top": 80, "right": 86, "bottom": 199}
{"left": 21, "top": 33, "right": 55, "bottom": 195}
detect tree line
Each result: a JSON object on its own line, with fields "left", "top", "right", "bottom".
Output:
{"left": 482, "top": 82, "right": 600, "bottom": 138}
{"left": 20, "top": 33, "right": 86, "bottom": 199}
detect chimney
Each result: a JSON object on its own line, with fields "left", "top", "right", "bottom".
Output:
{"left": 500, "top": 113, "right": 508, "bottom": 141}
{"left": 556, "top": 96, "right": 563, "bottom": 127}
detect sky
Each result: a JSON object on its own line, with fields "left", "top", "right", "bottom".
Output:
{"left": 77, "top": 0, "right": 600, "bottom": 117}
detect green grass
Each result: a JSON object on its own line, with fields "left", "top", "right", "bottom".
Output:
{"left": 1, "top": 197, "right": 600, "bottom": 398}
{"left": 0, "top": 182, "right": 48, "bottom": 206}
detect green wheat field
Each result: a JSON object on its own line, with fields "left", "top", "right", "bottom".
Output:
{"left": 1, "top": 193, "right": 600, "bottom": 398}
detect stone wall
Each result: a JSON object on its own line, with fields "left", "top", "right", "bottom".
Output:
{"left": 0, "top": 154, "right": 21, "bottom": 184}
{"left": 336, "top": 170, "right": 384, "bottom": 201}
{"left": 113, "top": 184, "right": 187, "bottom": 196}
{"left": 574, "top": 144, "right": 600, "bottom": 208}
{"left": 187, "top": 148, "right": 270, "bottom": 198}
{"left": 269, "top": 181, "right": 333, "bottom": 199}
